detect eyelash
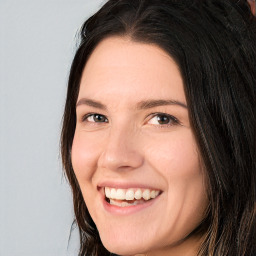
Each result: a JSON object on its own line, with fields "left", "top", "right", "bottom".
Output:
{"left": 147, "top": 112, "right": 180, "bottom": 127}
{"left": 81, "top": 112, "right": 180, "bottom": 128}
{"left": 81, "top": 113, "right": 109, "bottom": 124}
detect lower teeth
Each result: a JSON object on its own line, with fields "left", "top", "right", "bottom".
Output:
{"left": 109, "top": 199, "right": 147, "bottom": 207}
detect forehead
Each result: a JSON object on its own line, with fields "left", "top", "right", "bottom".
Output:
{"left": 79, "top": 36, "right": 186, "bottom": 106}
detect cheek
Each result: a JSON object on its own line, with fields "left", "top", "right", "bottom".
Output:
{"left": 71, "top": 131, "right": 101, "bottom": 182}
{"left": 146, "top": 129, "right": 201, "bottom": 178}
{"left": 145, "top": 129, "right": 207, "bottom": 220}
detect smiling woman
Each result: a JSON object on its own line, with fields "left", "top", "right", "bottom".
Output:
{"left": 61, "top": 0, "right": 256, "bottom": 256}
{"left": 72, "top": 38, "right": 207, "bottom": 255}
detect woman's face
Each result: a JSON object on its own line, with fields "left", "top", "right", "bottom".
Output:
{"left": 72, "top": 37, "right": 208, "bottom": 255}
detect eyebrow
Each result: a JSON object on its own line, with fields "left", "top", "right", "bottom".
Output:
{"left": 136, "top": 99, "right": 187, "bottom": 109}
{"left": 76, "top": 98, "right": 187, "bottom": 110}
{"left": 76, "top": 98, "right": 107, "bottom": 109}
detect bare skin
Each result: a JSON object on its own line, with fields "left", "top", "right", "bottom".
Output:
{"left": 248, "top": 0, "right": 256, "bottom": 15}
{"left": 72, "top": 36, "right": 208, "bottom": 256}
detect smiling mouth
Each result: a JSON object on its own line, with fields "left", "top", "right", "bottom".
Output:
{"left": 104, "top": 187, "right": 161, "bottom": 207}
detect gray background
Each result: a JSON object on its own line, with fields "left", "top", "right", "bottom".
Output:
{"left": 0, "top": 0, "right": 104, "bottom": 255}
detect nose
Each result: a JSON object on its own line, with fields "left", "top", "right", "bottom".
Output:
{"left": 97, "top": 126, "right": 144, "bottom": 172}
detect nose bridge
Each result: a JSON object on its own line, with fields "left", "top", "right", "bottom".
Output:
{"left": 98, "top": 121, "right": 143, "bottom": 171}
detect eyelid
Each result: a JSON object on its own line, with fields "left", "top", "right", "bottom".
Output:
{"left": 79, "top": 112, "right": 181, "bottom": 127}
{"left": 81, "top": 113, "right": 108, "bottom": 123}
{"left": 146, "top": 112, "right": 181, "bottom": 126}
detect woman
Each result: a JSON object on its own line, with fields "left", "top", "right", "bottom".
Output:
{"left": 61, "top": 0, "right": 256, "bottom": 255}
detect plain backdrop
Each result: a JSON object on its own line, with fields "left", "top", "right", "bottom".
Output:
{"left": 0, "top": 0, "right": 104, "bottom": 255}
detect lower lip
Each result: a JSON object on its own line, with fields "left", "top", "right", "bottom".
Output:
{"left": 102, "top": 195, "right": 161, "bottom": 215}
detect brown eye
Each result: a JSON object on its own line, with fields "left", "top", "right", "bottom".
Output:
{"left": 93, "top": 114, "right": 107, "bottom": 122}
{"left": 148, "top": 113, "right": 179, "bottom": 126}
{"left": 83, "top": 114, "right": 108, "bottom": 123}
{"left": 157, "top": 115, "right": 171, "bottom": 125}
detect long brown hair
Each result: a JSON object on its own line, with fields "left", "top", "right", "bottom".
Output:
{"left": 61, "top": 0, "right": 256, "bottom": 255}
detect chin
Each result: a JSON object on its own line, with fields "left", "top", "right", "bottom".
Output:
{"left": 99, "top": 232, "right": 150, "bottom": 256}
{"left": 103, "top": 244, "right": 147, "bottom": 256}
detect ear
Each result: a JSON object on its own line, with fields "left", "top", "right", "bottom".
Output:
{"left": 247, "top": 0, "right": 256, "bottom": 16}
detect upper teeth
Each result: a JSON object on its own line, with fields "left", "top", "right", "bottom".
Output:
{"left": 104, "top": 187, "right": 160, "bottom": 201}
